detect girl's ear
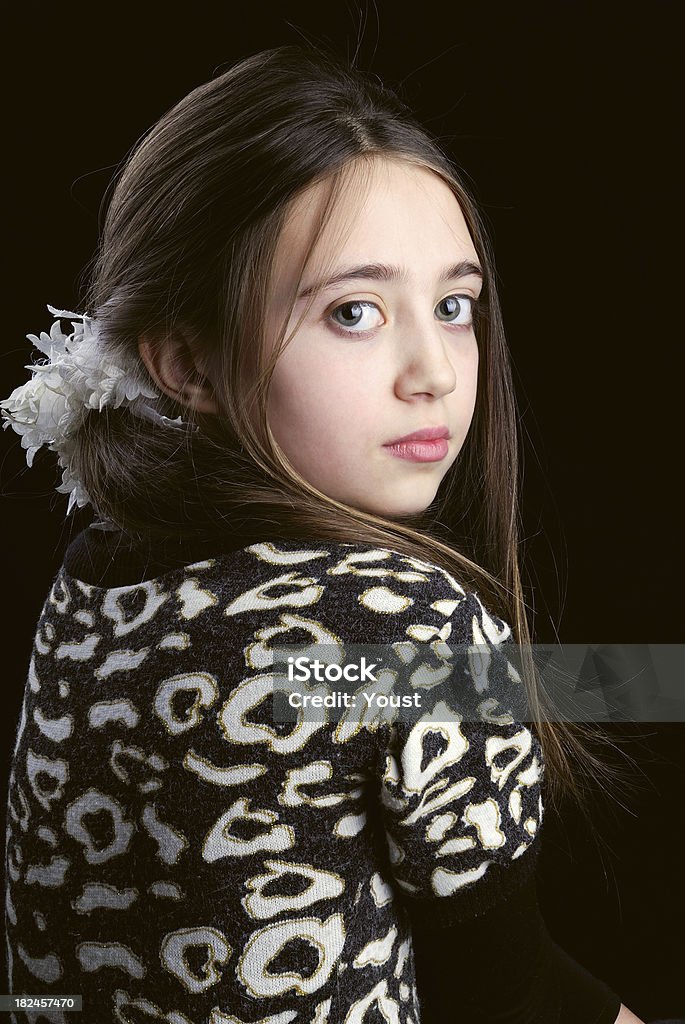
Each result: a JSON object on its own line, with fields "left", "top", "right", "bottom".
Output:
{"left": 138, "top": 332, "right": 218, "bottom": 415}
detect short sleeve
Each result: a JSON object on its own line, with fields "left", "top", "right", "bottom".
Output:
{"left": 377, "top": 593, "right": 545, "bottom": 929}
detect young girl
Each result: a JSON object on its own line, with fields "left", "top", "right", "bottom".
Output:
{"left": 2, "top": 46, "right": 645, "bottom": 1024}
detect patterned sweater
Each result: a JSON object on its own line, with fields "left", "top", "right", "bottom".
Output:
{"left": 5, "top": 527, "right": 547, "bottom": 1024}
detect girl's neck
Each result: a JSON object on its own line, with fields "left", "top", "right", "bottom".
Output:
{"left": 62, "top": 521, "right": 286, "bottom": 588}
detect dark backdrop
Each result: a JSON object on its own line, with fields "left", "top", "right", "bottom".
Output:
{"left": 2, "top": 4, "right": 682, "bottom": 1018}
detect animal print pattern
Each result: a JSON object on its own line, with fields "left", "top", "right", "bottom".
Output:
{"left": 4, "top": 537, "right": 544, "bottom": 1023}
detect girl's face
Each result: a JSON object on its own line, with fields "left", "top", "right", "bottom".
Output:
{"left": 265, "top": 158, "right": 482, "bottom": 518}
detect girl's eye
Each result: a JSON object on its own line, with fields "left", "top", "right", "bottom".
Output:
{"left": 326, "top": 294, "right": 478, "bottom": 337}
{"left": 329, "top": 300, "right": 384, "bottom": 334}
{"left": 435, "top": 295, "right": 475, "bottom": 326}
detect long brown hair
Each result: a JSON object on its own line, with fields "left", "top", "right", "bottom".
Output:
{"left": 74, "top": 44, "right": 630, "bottom": 814}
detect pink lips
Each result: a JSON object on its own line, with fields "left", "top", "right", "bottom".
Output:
{"left": 385, "top": 426, "right": 450, "bottom": 445}
{"left": 383, "top": 425, "right": 451, "bottom": 463}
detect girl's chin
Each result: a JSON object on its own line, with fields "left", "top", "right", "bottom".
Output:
{"left": 347, "top": 488, "right": 440, "bottom": 519}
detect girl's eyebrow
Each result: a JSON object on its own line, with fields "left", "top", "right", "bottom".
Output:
{"left": 297, "top": 259, "right": 483, "bottom": 299}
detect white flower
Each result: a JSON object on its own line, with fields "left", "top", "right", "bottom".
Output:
{"left": 1, "top": 371, "right": 71, "bottom": 466}
{"left": 1, "top": 304, "right": 194, "bottom": 515}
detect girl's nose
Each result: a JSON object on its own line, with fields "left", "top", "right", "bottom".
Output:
{"left": 393, "top": 318, "right": 458, "bottom": 400}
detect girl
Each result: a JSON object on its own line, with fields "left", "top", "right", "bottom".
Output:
{"left": 2, "top": 46, "right": 645, "bottom": 1023}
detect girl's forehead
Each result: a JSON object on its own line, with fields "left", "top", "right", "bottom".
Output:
{"left": 275, "top": 158, "right": 478, "bottom": 287}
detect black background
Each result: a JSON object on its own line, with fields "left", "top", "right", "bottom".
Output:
{"left": 2, "top": 3, "right": 683, "bottom": 1018}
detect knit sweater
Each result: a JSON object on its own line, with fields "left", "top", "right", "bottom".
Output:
{"left": 4, "top": 526, "right": 620, "bottom": 1023}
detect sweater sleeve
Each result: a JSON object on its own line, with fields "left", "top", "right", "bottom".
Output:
{"left": 371, "top": 582, "right": 622, "bottom": 1022}
{"left": 375, "top": 591, "right": 544, "bottom": 929}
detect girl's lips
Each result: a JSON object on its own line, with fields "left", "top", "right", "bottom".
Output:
{"left": 384, "top": 425, "right": 450, "bottom": 444}
{"left": 383, "top": 438, "right": 449, "bottom": 462}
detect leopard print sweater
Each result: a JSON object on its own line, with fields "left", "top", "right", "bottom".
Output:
{"left": 5, "top": 532, "right": 544, "bottom": 1023}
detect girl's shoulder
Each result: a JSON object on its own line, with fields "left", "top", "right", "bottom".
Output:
{"left": 56, "top": 528, "right": 512, "bottom": 648}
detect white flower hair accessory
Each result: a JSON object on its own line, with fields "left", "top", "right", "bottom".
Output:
{"left": 1, "top": 304, "right": 195, "bottom": 516}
